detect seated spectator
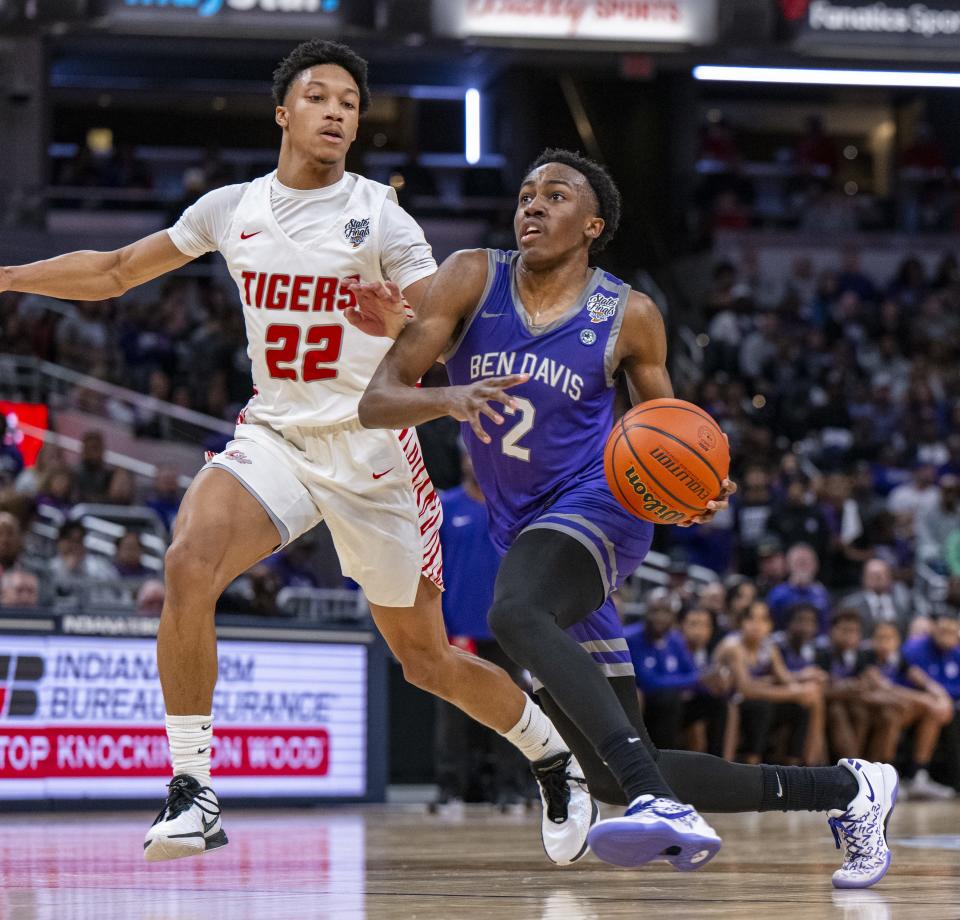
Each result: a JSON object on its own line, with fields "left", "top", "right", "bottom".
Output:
{"left": 14, "top": 443, "right": 66, "bottom": 497}
{"left": 903, "top": 614, "right": 960, "bottom": 791}
{"left": 36, "top": 468, "right": 75, "bottom": 515}
{"left": 113, "top": 530, "right": 151, "bottom": 579}
{"left": 145, "top": 466, "right": 183, "bottom": 534}
{"left": 843, "top": 558, "right": 913, "bottom": 638}
{"left": 0, "top": 415, "right": 25, "bottom": 484}
{"left": 754, "top": 537, "right": 787, "bottom": 597}
{"left": 695, "top": 581, "right": 727, "bottom": 646}
{"left": 714, "top": 600, "right": 823, "bottom": 766}
{"left": 766, "top": 543, "right": 831, "bottom": 632}
{"left": 862, "top": 621, "right": 955, "bottom": 800}
{"left": 0, "top": 569, "right": 39, "bottom": 608}
{"left": 48, "top": 521, "right": 115, "bottom": 595}
{"left": 72, "top": 431, "right": 111, "bottom": 503}
{"left": 775, "top": 603, "right": 827, "bottom": 680}
{"left": 0, "top": 512, "right": 26, "bottom": 574}
{"left": 768, "top": 476, "right": 830, "bottom": 565}
{"left": 725, "top": 577, "right": 757, "bottom": 631}
{"left": 105, "top": 468, "right": 137, "bottom": 506}
{"left": 625, "top": 591, "right": 698, "bottom": 751}
{"left": 136, "top": 578, "right": 166, "bottom": 617}
{"left": 734, "top": 465, "right": 776, "bottom": 576}
{"left": 678, "top": 606, "right": 730, "bottom": 756}
{"left": 888, "top": 463, "right": 939, "bottom": 530}
{"left": 917, "top": 474, "right": 960, "bottom": 570}
{"left": 817, "top": 609, "right": 900, "bottom": 763}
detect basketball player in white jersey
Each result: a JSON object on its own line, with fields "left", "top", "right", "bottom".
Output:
{"left": 0, "top": 40, "right": 596, "bottom": 865}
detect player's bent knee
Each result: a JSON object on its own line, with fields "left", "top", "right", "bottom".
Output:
{"left": 487, "top": 601, "right": 539, "bottom": 654}
{"left": 164, "top": 537, "right": 226, "bottom": 598}
{"left": 396, "top": 646, "right": 447, "bottom": 696}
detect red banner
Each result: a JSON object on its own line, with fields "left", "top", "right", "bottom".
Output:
{"left": 0, "top": 726, "right": 330, "bottom": 779}
{"left": 0, "top": 401, "right": 49, "bottom": 467}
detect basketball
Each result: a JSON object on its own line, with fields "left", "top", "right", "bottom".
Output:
{"left": 604, "top": 398, "right": 729, "bottom": 525}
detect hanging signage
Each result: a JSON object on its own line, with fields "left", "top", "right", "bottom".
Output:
{"left": 435, "top": 0, "right": 718, "bottom": 45}
{"left": 778, "top": 1, "right": 960, "bottom": 48}
{"left": 0, "top": 634, "right": 369, "bottom": 800}
{"left": 102, "top": 0, "right": 344, "bottom": 33}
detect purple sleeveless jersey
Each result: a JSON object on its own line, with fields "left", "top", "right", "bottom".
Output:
{"left": 444, "top": 250, "right": 656, "bottom": 680}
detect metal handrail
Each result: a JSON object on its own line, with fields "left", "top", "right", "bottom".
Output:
{"left": 3, "top": 356, "right": 234, "bottom": 437}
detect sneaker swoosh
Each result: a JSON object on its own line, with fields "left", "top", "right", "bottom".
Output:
{"left": 372, "top": 468, "right": 394, "bottom": 480}
{"left": 776, "top": 773, "right": 783, "bottom": 798}
{"left": 201, "top": 723, "right": 212, "bottom": 731}
{"left": 197, "top": 746, "right": 209, "bottom": 754}
{"left": 481, "top": 310, "right": 505, "bottom": 318}
{"left": 202, "top": 816, "right": 218, "bottom": 834}
{"left": 863, "top": 772, "right": 876, "bottom": 803}
{"left": 240, "top": 230, "right": 262, "bottom": 240}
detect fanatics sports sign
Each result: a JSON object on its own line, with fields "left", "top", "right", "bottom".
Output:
{"left": 779, "top": 0, "right": 960, "bottom": 50}
{"left": 435, "top": 0, "right": 718, "bottom": 45}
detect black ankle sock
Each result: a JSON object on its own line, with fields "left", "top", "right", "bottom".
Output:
{"left": 760, "top": 765, "right": 860, "bottom": 813}
{"left": 598, "top": 728, "right": 674, "bottom": 803}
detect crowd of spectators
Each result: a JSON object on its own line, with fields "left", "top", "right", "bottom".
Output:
{"left": 695, "top": 114, "right": 960, "bottom": 244}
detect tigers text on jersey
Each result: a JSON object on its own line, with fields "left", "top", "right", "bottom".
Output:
{"left": 197, "top": 171, "right": 416, "bottom": 430}
{"left": 445, "top": 249, "right": 631, "bottom": 554}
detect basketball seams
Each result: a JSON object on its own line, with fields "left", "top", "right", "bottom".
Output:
{"left": 627, "top": 402, "right": 724, "bottom": 438}
{"left": 620, "top": 430, "right": 704, "bottom": 513}
{"left": 608, "top": 431, "right": 643, "bottom": 517}
{"left": 622, "top": 422, "right": 723, "bottom": 487}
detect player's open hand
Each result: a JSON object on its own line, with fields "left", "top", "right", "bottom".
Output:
{"left": 342, "top": 279, "right": 411, "bottom": 339}
{"left": 678, "top": 476, "right": 738, "bottom": 528}
{"left": 445, "top": 375, "right": 529, "bottom": 444}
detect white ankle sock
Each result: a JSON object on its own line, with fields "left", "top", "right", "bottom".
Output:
{"left": 500, "top": 696, "right": 568, "bottom": 762}
{"left": 166, "top": 714, "right": 213, "bottom": 786}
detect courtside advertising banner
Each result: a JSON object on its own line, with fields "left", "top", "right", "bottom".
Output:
{"left": 0, "top": 635, "right": 368, "bottom": 800}
{"left": 435, "top": 0, "right": 718, "bottom": 45}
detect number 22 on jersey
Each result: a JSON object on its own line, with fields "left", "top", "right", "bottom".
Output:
{"left": 265, "top": 323, "right": 344, "bottom": 382}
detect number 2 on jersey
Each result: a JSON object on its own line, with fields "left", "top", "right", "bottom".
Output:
{"left": 501, "top": 396, "right": 536, "bottom": 462}
{"left": 265, "top": 323, "right": 344, "bottom": 382}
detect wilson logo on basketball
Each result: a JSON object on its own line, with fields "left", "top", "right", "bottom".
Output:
{"left": 649, "top": 447, "right": 711, "bottom": 501}
{"left": 623, "top": 466, "right": 686, "bottom": 524}
{"left": 697, "top": 426, "right": 718, "bottom": 452}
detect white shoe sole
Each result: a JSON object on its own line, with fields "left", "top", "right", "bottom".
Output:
{"left": 143, "top": 829, "right": 229, "bottom": 863}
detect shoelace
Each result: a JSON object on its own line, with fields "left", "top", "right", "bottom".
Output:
{"left": 630, "top": 797, "right": 694, "bottom": 821}
{"left": 537, "top": 767, "right": 571, "bottom": 824}
{"left": 152, "top": 776, "right": 221, "bottom": 827}
{"left": 828, "top": 811, "right": 875, "bottom": 863}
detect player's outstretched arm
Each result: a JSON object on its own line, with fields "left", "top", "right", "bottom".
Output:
{"left": 359, "top": 249, "right": 527, "bottom": 439}
{"left": 0, "top": 230, "right": 194, "bottom": 301}
{"left": 615, "top": 290, "right": 737, "bottom": 524}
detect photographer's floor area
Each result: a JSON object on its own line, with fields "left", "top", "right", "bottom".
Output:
{"left": 2, "top": 802, "right": 959, "bottom": 919}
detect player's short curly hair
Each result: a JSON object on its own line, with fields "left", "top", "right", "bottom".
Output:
{"left": 526, "top": 148, "right": 622, "bottom": 253}
{"left": 272, "top": 40, "right": 371, "bottom": 113}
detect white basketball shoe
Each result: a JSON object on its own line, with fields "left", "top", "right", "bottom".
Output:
{"left": 143, "top": 774, "right": 228, "bottom": 862}
{"left": 828, "top": 758, "right": 899, "bottom": 889}
{"left": 587, "top": 795, "right": 722, "bottom": 870}
{"left": 531, "top": 751, "right": 598, "bottom": 865}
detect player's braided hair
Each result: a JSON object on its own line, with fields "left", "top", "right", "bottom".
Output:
{"left": 272, "top": 40, "right": 371, "bottom": 113}
{"left": 526, "top": 148, "right": 622, "bottom": 253}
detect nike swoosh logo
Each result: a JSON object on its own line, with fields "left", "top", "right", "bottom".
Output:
{"left": 201, "top": 723, "right": 211, "bottom": 731}
{"left": 197, "top": 747, "right": 209, "bottom": 754}
{"left": 863, "top": 772, "right": 876, "bottom": 803}
{"left": 776, "top": 773, "right": 783, "bottom": 798}
{"left": 240, "top": 230, "right": 263, "bottom": 240}
{"left": 626, "top": 737, "right": 642, "bottom": 744}
{"left": 481, "top": 311, "right": 505, "bottom": 318}
{"left": 202, "top": 816, "right": 218, "bottom": 833}
{"left": 372, "top": 468, "right": 394, "bottom": 480}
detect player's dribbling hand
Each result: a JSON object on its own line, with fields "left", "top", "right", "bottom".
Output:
{"left": 445, "top": 375, "right": 529, "bottom": 444}
{"left": 678, "top": 476, "right": 738, "bottom": 528}
{"left": 342, "top": 279, "right": 411, "bottom": 339}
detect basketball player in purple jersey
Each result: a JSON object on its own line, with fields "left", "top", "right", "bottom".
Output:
{"left": 352, "top": 149, "right": 898, "bottom": 887}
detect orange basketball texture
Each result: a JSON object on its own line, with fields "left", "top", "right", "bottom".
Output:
{"left": 604, "top": 398, "right": 730, "bottom": 524}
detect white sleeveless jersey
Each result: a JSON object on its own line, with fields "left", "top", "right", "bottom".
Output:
{"left": 220, "top": 170, "right": 395, "bottom": 430}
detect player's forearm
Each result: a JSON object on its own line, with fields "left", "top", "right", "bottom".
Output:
{"left": 2, "top": 250, "right": 126, "bottom": 300}
{"left": 359, "top": 370, "right": 452, "bottom": 430}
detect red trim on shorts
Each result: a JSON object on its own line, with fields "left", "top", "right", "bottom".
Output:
{"left": 399, "top": 428, "right": 444, "bottom": 592}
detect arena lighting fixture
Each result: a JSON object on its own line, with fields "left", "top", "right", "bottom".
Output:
{"left": 465, "top": 88, "right": 481, "bottom": 165}
{"left": 692, "top": 65, "right": 960, "bottom": 89}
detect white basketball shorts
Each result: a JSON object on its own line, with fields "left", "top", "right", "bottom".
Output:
{"left": 204, "top": 420, "right": 443, "bottom": 608}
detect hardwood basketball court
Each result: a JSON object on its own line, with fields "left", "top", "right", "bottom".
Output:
{"left": 3, "top": 801, "right": 958, "bottom": 919}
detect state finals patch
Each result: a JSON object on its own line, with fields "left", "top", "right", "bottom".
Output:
{"left": 344, "top": 217, "right": 371, "bottom": 248}
{"left": 586, "top": 290, "right": 618, "bottom": 324}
